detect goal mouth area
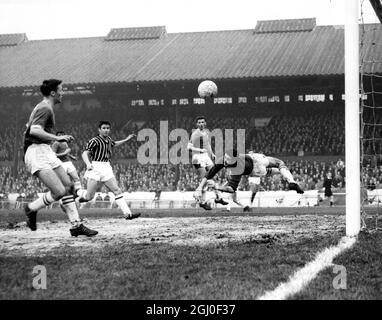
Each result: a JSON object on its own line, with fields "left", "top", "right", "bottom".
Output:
{"left": 359, "top": 1, "right": 382, "bottom": 234}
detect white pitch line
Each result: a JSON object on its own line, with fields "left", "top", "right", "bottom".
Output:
{"left": 257, "top": 236, "right": 357, "bottom": 300}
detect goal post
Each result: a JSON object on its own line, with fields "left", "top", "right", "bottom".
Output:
{"left": 345, "top": 0, "right": 361, "bottom": 236}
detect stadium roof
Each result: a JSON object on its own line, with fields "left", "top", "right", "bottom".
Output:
{"left": 0, "top": 19, "right": 381, "bottom": 89}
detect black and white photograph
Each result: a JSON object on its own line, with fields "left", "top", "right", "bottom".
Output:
{"left": 0, "top": 0, "right": 381, "bottom": 307}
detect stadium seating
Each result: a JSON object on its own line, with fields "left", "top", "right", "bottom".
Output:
{"left": 0, "top": 107, "right": 346, "bottom": 161}
{"left": 1, "top": 104, "right": 367, "bottom": 199}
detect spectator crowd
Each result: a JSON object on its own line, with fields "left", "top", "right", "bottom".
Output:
{"left": 0, "top": 111, "right": 348, "bottom": 161}
{"left": 2, "top": 105, "right": 382, "bottom": 200}
{"left": 3, "top": 158, "right": 381, "bottom": 201}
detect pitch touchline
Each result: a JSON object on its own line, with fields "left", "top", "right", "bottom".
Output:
{"left": 257, "top": 236, "right": 357, "bottom": 300}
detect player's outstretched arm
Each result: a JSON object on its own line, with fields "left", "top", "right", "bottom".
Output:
{"left": 114, "top": 134, "right": 136, "bottom": 147}
{"left": 30, "top": 125, "right": 73, "bottom": 143}
{"left": 55, "top": 147, "right": 71, "bottom": 158}
{"left": 82, "top": 151, "right": 93, "bottom": 170}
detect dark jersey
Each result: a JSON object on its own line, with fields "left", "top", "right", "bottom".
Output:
{"left": 51, "top": 141, "right": 70, "bottom": 162}
{"left": 323, "top": 178, "right": 333, "bottom": 197}
{"left": 206, "top": 154, "right": 254, "bottom": 180}
{"left": 85, "top": 135, "right": 115, "bottom": 162}
{"left": 189, "top": 128, "right": 210, "bottom": 153}
{"left": 205, "top": 154, "right": 254, "bottom": 192}
{"left": 23, "top": 100, "right": 55, "bottom": 153}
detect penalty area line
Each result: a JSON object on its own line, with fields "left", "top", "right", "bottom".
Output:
{"left": 257, "top": 236, "right": 357, "bottom": 300}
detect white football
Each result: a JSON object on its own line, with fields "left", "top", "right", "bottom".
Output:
{"left": 198, "top": 80, "right": 218, "bottom": 98}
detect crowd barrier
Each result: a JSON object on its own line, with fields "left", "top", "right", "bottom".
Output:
{"left": 0, "top": 189, "right": 367, "bottom": 210}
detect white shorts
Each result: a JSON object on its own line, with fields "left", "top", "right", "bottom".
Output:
{"left": 84, "top": 161, "right": 115, "bottom": 182}
{"left": 192, "top": 153, "right": 214, "bottom": 169}
{"left": 248, "top": 176, "right": 261, "bottom": 185}
{"left": 24, "top": 144, "right": 62, "bottom": 175}
{"left": 61, "top": 161, "right": 77, "bottom": 174}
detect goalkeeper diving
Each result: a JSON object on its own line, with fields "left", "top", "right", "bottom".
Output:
{"left": 194, "top": 150, "right": 304, "bottom": 208}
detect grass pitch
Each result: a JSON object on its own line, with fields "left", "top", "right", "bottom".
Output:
{"left": 0, "top": 207, "right": 380, "bottom": 299}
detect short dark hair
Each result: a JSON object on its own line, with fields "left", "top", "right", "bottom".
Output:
{"left": 98, "top": 121, "right": 111, "bottom": 129}
{"left": 195, "top": 116, "right": 205, "bottom": 122}
{"left": 40, "top": 79, "right": 62, "bottom": 97}
{"left": 56, "top": 130, "right": 65, "bottom": 135}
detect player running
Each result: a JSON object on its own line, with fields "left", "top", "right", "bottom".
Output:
{"left": 23, "top": 79, "right": 98, "bottom": 237}
{"left": 187, "top": 116, "right": 228, "bottom": 210}
{"left": 194, "top": 149, "right": 304, "bottom": 204}
{"left": 76, "top": 121, "right": 141, "bottom": 220}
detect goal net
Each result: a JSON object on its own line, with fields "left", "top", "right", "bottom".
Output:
{"left": 359, "top": 0, "right": 382, "bottom": 231}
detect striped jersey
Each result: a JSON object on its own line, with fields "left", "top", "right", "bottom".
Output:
{"left": 85, "top": 135, "right": 116, "bottom": 162}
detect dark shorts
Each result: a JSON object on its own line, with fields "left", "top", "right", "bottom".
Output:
{"left": 227, "top": 175, "right": 242, "bottom": 192}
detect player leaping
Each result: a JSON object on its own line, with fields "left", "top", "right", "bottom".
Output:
{"left": 187, "top": 116, "right": 228, "bottom": 210}
{"left": 194, "top": 149, "right": 304, "bottom": 205}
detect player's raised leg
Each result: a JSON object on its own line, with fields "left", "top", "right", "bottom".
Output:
{"left": 54, "top": 166, "right": 98, "bottom": 237}
{"left": 104, "top": 177, "right": 140, "bottom": 220}
{"left": 206, "top": 163, "right": 228, "bottom": 206}
{"left": 67, "top": 165, "right": 82, "bottom": 192}
{"left": 266, "top": 157, "right": 304, "bottom": 194}
{"left": 76, "top": 177, "right": 100, "bottom": 203}
{"left": 191, "top": 164, "right": 212, "bottom": 210}
{"left": 25, "top": 168, "right": 67, "bottom": 230}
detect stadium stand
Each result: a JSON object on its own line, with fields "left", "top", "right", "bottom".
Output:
{"left": 1, "top": 19, "right": 381, "bottom": 206}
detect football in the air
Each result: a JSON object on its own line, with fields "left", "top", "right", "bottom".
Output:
{"left": 198, "top": 80, "right": 218, "bottom": 98}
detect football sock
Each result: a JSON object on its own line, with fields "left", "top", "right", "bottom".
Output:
{"left": 28, "top": 191, "right": 55, "bottom": 211}
{"left": 61, "top": 195, "right": 81, "bottom": 226}
{"left": 115, "top": 194, "right": 132, "bottom": 215}
{"left": 280, "top": 168, "right": 295, "bottom": 183}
